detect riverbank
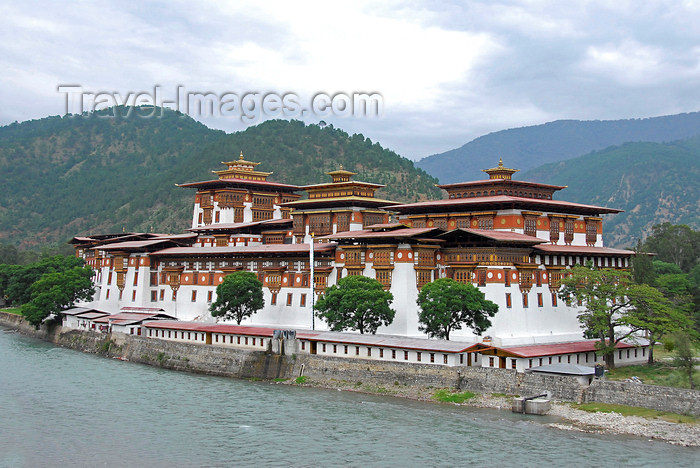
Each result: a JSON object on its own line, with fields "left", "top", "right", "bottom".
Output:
{"left": 2, "top": 311, "right": 698, "bottom": 447}
{"left": 282, "top": 375, "right": 700, "bottom": 447}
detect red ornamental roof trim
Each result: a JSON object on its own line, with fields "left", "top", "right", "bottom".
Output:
{"left": 177, "top": 178, "right": 302, "bottom": 191}
{"left": 439, "top": 228, "right": 548, "bottom": 244}
{"left": 437, "top": 179, "right": 567, "bottom": 191}
{"left": 152, "top": 243, "right": 337, "bottom": 256}
{"left": 321, "top": 227, "right": 442, "bottom": 240}
{"left": 388, "top": 195, "right": 623, "bottom": 214}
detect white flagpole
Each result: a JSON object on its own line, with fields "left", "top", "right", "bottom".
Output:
{"left": 310, "top": 232, "right": 315, "bottom": 330}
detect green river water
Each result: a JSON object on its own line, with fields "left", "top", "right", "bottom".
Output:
{"left": 0, "top": 329, "right": 698, "bottom": 467}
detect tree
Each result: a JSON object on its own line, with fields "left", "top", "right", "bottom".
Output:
{"left": 672, "top": 332, "right": 697, "bottom": 389}
{"left": 560, "top": 265, "right": 687, "bottom": 369}
{"left": 625, "top": 284, "right": 692, "bottom": 364}
{"left": 209, "top": 271, "right": 264, "bottom": 325}
{"left": 315, "top": 276, "right": 395, "bottom": 334}
{"left": 20, "top": 265, "right": 95, "bottom": 327}
{"left": 644, "top": 223, "right": 700, "bottom": 273}
{"left": 416, "top": 278, "right": 498, "bottom": 341}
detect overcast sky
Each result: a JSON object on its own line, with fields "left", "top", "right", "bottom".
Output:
{"left": 2, "top": 0, "right": 700, "bottom": 160}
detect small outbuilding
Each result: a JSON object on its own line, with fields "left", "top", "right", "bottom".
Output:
{"left": 525, "top": 363, "right": 596, "bottom": 385}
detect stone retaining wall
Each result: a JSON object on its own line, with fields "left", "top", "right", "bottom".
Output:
{"left": 584, "top": 379, "right": 700, "bottom": 416}
{"left": 2, "top": 311, "right": 698, "bottom": 416}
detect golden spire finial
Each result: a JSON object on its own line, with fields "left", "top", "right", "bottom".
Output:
{"left": 339, "top": 164, "right": 344, "bottom": 170}
{"left": 239, "top": 151, "right": 244, "bottom": 160}
{"left": 498, "top": 158, "right": 503, "bottom": 167}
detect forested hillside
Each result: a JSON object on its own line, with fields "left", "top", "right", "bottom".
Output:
{"left": 418, "top": 112, "right": 700, "bottom": 184}
{"left": 0, "top": 107, "right": 440, "bottom": 248}
{"left": 522, "top": 137, "right": 700, "bottom": 247}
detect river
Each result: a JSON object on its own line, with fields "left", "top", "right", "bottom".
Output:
{"left": 0, "top": 329, "right": 698, "bottom": 467}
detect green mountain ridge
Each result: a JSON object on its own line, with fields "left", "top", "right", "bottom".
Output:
{"left": 522, "top": 138, "right": 700, "bottom": 247}
{"left": 0, "top": 107, "right": 441, "bottom": 248}
{"left": 418, "top": 112, "right": 700, "bottom": 184}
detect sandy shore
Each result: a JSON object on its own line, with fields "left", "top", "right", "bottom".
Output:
{"left": 285, "top": 378, "right": 700, "bottom": 447}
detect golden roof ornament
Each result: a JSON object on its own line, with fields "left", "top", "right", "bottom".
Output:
{"left": 482, "top": 158, "right": 519, "bottom": 180}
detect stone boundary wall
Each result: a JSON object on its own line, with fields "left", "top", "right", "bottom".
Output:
{"left": 584, "top": 380, "right": 700, "bottom": 416}
{"left": 291, "top": 354, "right": 583, "bottom": 401}
{"left": 2, "top": 311, "right": 698, "bottom": 416}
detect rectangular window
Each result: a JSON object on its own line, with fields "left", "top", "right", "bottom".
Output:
{"left": 301, "top": 341, "right": 305, "bottom": 350}
{"left": 430, "top": 353, "right": 435, "bottom": 363}
{"left": 511, "top": 360, "right": 516, "bottom": 369}
{"left": 172, "top": 290, "right": 177, "bottom": 301}
{"left": 322, "top": 343, "right": 326, "bottom": 352}
{"left": 207, "top": 291, "right": 213, "bottom": 303}
{"left": 443, "top": 354, "right": 448, "bottom": 365}
{"left": 404, "top": 351, "right": 409, "bottom": 361}
{"left": 392, "top": 349, "right": 396, "bottom": 359}
{"left": 300, "top": 294, "right": 306, "bottom": 307}
{"left": 551, "top": 293, "right": 557, "bottom": 307}
{"left": 567, "top": 355, "right": 571, "bottom": 364}
{"left": 333, "top": 345, "right": 337, "bottom": 353}
{"left": 132, "top": 290, "right": 137, "bottom": 302}
{"left": 252, "top": 338, "right": 256, "bottom": 346}
{"left": 245, "top": 337, "right": 249, "bottom": 345}
{"left": 271, "top": 293, "right": 277, "bottom": 305}
{"left": 344, "top": 345, "right": 348, "bottom": 355}
{"left": 151, "top": 290, "right": 157, "bottom": 302}
{"left": 108, "top": 271, "right": 113, "bottom": 285}
{"left": 367, "top": 347, "right": 372, "bottom": 357}
{"left": 191, "top": 290, "right": 197, "bottom": 302}
{"left": 133, "top": 272, "right": 139, "bottom": 286}
{"left": 522, "top": 293, "right": 528, "bottom": 308}
{"left": 528, "top": 359, "right": 533, "bottom": 368}
{"left": 537, "top": 293, "right": 543, "bottom": 307}
{"left": 215, "top": 335, "right": 219, "bottom": 343}
{"left": 489, "top": 357, "right": 495, "bottom": 367}
{"left": 355, "top": 346, "right": 360, "bottom": 356}
{"left": 417, "top": 352, "right": 422, "bottom": 362}
{"left": 539, "top": 358, "right": 543, "bottom": 366}
{"left": 379, "top": 349, "right": 384, "bottom": 358}
{"left": 505, "top": 293, "right": 512, "bottom": 308}
{"left": 119, "top": 289, "right": 123, "bottom": 300}
{"left": 619, "top": 350, "right": 622, "bottom": 359}
{"left": 577, "top": 354, "right": 580, "bottom": 364}
{"left": 504, "top": 271, "right": 511, "bottom": 287}
{"left": 460, "top": 354, "right": 464, "bottom": 365}
{"left": 106, "top": 289, "right": 110, "bottom": 299}
{"left": 287, "top": 293, "right": 293, "bottom": 306}
{"left": 188, "top": 332, "right": 191, "bottom": 340}
{"left": 160, "top": 289, "right": 165, "bottom": 301}
{"left": 548, "top": 357, "right": 552, "bottom": 364}
{"left": 558, "top": 356, "right": 562, "bottom": 363}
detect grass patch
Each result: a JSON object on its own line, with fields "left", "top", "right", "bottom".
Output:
{"left": 273, "top": 378, "right": 288, "bottom": 382}
{"left": 491, "top": 393, "right": 507, "bottom": 397}
{"left": 433, "top": 389, "right": 476, "bottom": 404}
{"left": 295, "top": 376, "right": 308, "bottom": 384}
{"left": 572, "top": 402, "right": 697, "bottom": 423}
{"left": 1, "top": 308, "right": 22, "bottom": 315}
{"left": 606, "top": 362, "right": 696, "bottom": 389}
{"left": 156, "top": 352, "right": 166, "bottom": 362}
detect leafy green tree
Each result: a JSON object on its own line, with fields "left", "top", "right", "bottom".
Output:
{"left": 0, "top": 255, "right": 87, "bottom": 306}
{"left": 20, "top": 265, "right": 95, "bottom": 327}
{"left": 209, "top": 271, "right": 264, "bottom": 324}
{"left": 625, "top": 284, "right": 692, "bottom": 364}
{"left": 644, "top": 223, "right": 700, "bottom": 273}
{"left": 315, "top": 276, "right": 395, "bottom": 334}
{"left": 631, "top": 239, "right": 655, "bottom": 285}
{"left": 672, "top": 332, "right": 697, "bottom": 389}
{"left": 560, "top": 265, "right": 690, "bottom": 368}
{"left": 416, "top": 278, "right": 498, "bottom": 341}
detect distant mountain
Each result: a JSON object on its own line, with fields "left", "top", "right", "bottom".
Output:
{"left": 418, "top": 112, "right": 700, "bottom": 184}
{"left": 0, "top": 108, "right": 440, "bottom": 248}
{"left": 521, "top": 137, "right": 700, "bottom": 247}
